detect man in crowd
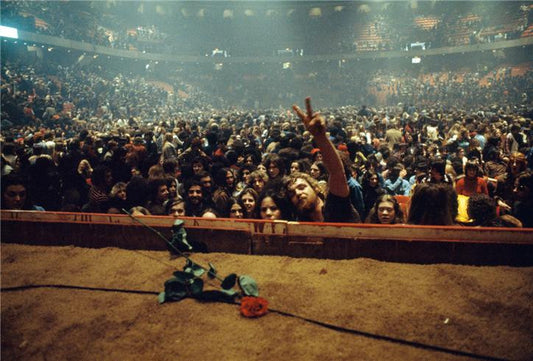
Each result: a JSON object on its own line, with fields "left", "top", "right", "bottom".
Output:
{"left": 183, "top": 178, "right": 208, "bottom": 217}
{"left": 285, "top": 98, "right": 361, "bottom": 223}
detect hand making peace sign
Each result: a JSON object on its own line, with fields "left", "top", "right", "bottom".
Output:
{"left": 292, "top": 97, "right": 326, "bottom": 139}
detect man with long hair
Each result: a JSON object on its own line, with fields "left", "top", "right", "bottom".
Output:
{"left": 286, "top": 98, "right": 360, "bottom": 223}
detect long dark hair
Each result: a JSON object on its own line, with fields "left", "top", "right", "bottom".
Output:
{"left": 237, "top": 187, "right": 259, "bottom": 219}
{"left": 365, "top": 194, "right": 404, "bottom": 224}
{"left": 256, "top": 180, "right": 293, "bottom": 221}
{"left": 407, "top": 183, "right": 457, "bottom": 225}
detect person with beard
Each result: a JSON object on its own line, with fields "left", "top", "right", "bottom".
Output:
{"left": 285, "top": 98, "right": 361, "bottom": 223}
{"left": 183, "top": 178, "right": 209, "bottom": 217}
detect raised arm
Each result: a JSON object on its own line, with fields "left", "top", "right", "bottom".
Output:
{"left": 292, "top": 97, "right": 349, "bottom": 197}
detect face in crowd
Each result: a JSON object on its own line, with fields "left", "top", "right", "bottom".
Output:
{"left": 187, "top": 185, "right": 203, "bottom": 206}
{"left": 244, "top": 155, "right": 255, "bottom": 167}
{"left": 225, "top": 170, "right": 235, "bottom": 188}
{"left": 513, "top": 178, "right": 531, "bottom": 201}
{"left": 241, "top": 168, "right": 252, "bottom": 184}
{"left": 229, "top": 202, "right": 244, "bottom": 219}
{"left": 310, "top": 164, "right": 321, "bottom": 179}
{"left": 167, "top": 182, "right": 177, "bottom": 198}
{"left": 377, "top": 200, "right": 396, "bottom": 224}
{"left": 157, "top": 184, "right": 170, "bottom": 203}
{"left": 200, "top": 175, "right": 213, "bottom": 193}
{"left": 466, "top": 166, "right": 477, "bottom": 179}
{"left": 115, "top": 188, "right": 127, "bottom": 200}
{"left": 430, "top": 167, "right": 443, "bottom": 182}
{"left": 169, "top": 201, "right": 186, "bottom": 218}
{"left": 288, "top": 177, "right": 318, "bottom": 213}
{"left": 259, "top": 197, "right": 281, "bottom": 220}
{"left": 2, "top": 184, "right": 27, "bottom": 210}
{"left": 252, "top": 177, "right": 265, "bottom": 194}
{"left": 290, "top": 162, "right": 300, "bottom": 174}
{"left": 241, "top": 193, "right": 256, "bottom": 215}
{"left": 268, "top": 163, "right": 280, "bottom": 179}
{"left": 368, "top": 174, "right": 379, "bottom": 188}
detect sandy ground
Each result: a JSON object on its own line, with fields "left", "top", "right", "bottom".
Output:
{"left": 2, "top": 243, "right": 533, "bottom": 361}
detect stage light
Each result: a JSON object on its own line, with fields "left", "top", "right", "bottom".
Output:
{"left": 0, "top": 25, "right": 18, "bottom": 39}
{"left": 309, "top": 8, "right": 322, "bottom": 17}
{"left": 223, "top": 9, "right": 233, "bottom": 19}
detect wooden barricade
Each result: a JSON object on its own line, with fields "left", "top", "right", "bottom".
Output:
{"left": 1, "top": 210, "right": 532, "bottom": 265}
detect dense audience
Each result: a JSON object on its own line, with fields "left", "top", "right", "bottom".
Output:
{"left": 2, "top": 1, "right": 530, "bottom": 56}
{"left": 1, "top": 58, "right": 532, "bottom": 228}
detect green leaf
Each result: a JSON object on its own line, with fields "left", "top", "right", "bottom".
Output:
{"left": 164, "top": 278, "right": 188, "bottom": 302}
{"left": 173, "top": 271, "right": 195, "bottom": 284}
{"left": 238, "top": 275, "right": 259, "bottom": 297}
{"left": 189, "top": 278, "right": 204, "bottom": 296}
{"left": 207, "top": 262, "right": 217, "bottom": 279}
{"left": 192, "top": 265, "right": 205, "bottom": 277}
{"left": 158, "top": 292, "right": 166, "bottom": 304}
{"left": 183, "top": 260, "right": 205, "bottom": 277}
{"left": 221, "top": 273, "right": 237, "bottom": 290}
{"left": 220, "top": 288, "right": 238, "bottom": 297}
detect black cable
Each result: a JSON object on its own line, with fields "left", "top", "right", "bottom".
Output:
{"left": 1, "top": 284, "right": 510, "bottom": 361}
{"left": 1, "top": 284, "right": 159, "bottom": 295}
{"left": 267, "top": 308, "right": 509, "bottom": 361}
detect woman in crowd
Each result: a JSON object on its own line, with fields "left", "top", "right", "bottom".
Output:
{"left": 290, "top": 159, "right": 311, "bottom": 175}
{"left": 237, "top": 187, "right": 259, "bottom": 219}
{"left": 361, "top": 169, "right": 387, "bottom": 220}
{"left": 256, "top": 186, "right": 292, "bottom": 221}
{"left": 234, "top": 164, "right": 255, "bottom": 196}
{"left": 165, "top": 175, "right": 179, "bottom": 199}
{"left": 227, "top": 197, "right": 245, "bottom": 219}
{"left": 310, "top": 148, "right": 323, "bottom": 162}
{"left": 407, "top": 183, "right": 458, "bottom": 226}
{"left": 248, "top": 169, "right": 268, "bottom": 195}
{"left": 365, "top": 194, "right": 404, "bottom": 224}
{"left": 309, "top": 160, "right": 328, "bottom": 193}
{"left": 263, "top": 154, "right": 286, "bottom": 182}
{"left": 77, "top": 159, "right": 93, "bottom": 185}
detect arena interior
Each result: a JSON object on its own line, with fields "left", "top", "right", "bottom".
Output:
{"left": 1, "top": 1, "right": 533, "bottom": 360}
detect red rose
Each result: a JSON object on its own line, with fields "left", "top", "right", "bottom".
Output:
{"left": 240, "top": 296, "right": 268, "bottom": 318}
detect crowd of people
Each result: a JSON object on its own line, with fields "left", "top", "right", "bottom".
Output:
{"left": 1, "top": 59, "right": 532, "bottom": 228}
{"left": 2, "top": 1, "right": 531, "bottom": 57}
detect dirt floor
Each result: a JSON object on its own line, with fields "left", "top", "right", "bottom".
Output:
{"left": 2, "top": 243, "right": 533, "bottom": 361}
